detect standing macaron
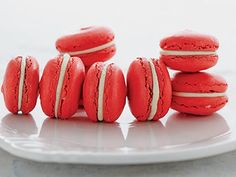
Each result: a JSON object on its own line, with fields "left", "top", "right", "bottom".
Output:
{"left": 160, "top": 31, "right": 219, "bottom": 72}
{"left": 171, "top": 72, "right": 228, "bottom": 115}
{"left": 83, "top": 62, "right": 126, "bottom": 122}
{"left": 39, "top": 54, "right": 85, "bottom": 119}
{"left": 55, "top": 26, "right": 116, "bottom": 68}
{"left": 127, "top": 58, "right": 172, "bottom": 121}
{"left": 2, "top": 56, "right": 39, "bottom": 114}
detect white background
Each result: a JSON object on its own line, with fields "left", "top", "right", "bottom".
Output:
{"left": 0, "top": 0, "right": 235, "bottom": 73}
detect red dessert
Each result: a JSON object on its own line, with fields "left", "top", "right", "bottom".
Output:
{"left": 127, "top": 58, "right": 172, "bottom": 121}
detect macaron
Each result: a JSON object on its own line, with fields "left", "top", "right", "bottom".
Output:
{"left": 55, "top": 26, "right": 116, "bottom": 67}
{"left": 1, "top": 56, "right": 39, "bottom": 114}
{"left": 160, "top": 31, "right": 219, "bottom": 72}
{"left": 127, "top": 58, "right": 172, "bottom": 121}
{"left": 83, "top": 62, "right": 126, "bottom": 122}
{"left": 171, "top": 72, "right": 228, "bottom": 115}
{"left": 39, "top": 54, "right": 85, "bottom": 119}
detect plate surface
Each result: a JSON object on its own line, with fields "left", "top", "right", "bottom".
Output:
{"left": 0, "top": 72, "right": 235, "bottom": 164}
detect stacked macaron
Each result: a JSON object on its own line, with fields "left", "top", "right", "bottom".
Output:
{"left": 55, "top": 26, "right": 116, "bottom": 106}
{"left": 1, "top": 28, "right": 229, "bottom": 122}
{"left": 55, "top": 26, "right": 116, "bottom": 71}
{"left": 160, "top": 30, "right": 228, "bottom": 115}
{"left": 2, "top": 26, "right": 126, "bottom": 122}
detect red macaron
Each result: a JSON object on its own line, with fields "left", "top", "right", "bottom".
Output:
{"left": 55, "top": 26, "right": 116, "bottom": 67}
{"left": 83, "top": 62, "right": 126, "bottom": 122}
{"left": 39, "top": 54, "right": 85, "bottom": 119}
{"left": 160, "top": 30, "right": 219, "bottom": 72}
{"left": 2, "top": 56, "right": 39, "bottom": 114}
{"left": 171, "top": 72, "right": 228, "bottom": 115}
{"left": 127, "top": 58, "right": 172, "bottom": 121}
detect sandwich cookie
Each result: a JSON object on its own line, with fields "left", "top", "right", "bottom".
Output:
{"left": 55, "top": 26, "right": 116, "bottom": 67}
{"left": 127, "top": 58, "right": 172, "bottom": 121}
{"left": 39, "top": 54, "right": 85, "bottom": 119}
{"left": 171, "top": 72, "right": 228, "bottom": 115}
{"left": 160, "top": 30, "right": 219, "bottom": 72}
{"left": 2, "top": 56, "right": 39, "bottom": 114}
{"left": 83, "top": 62, "right": 126, "bottom": 122}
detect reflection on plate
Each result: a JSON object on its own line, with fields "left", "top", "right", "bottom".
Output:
{"left": 165, "top": 113, "right": 230, "bottom": 147}
{"left": 0, "top": 106, "right": 234, "bottom": 164}
{"left": 126, "top": 113, "right": 230, "bottom": 150}
{"left": 39, "top": 117, "right": 125, "bottom": 151}
{"left": 0, "top": 114, "right": 38, "bottom": 136}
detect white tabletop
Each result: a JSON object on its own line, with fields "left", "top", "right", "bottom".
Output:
{"left": 0, "top": 0, "right": 236, "bottom": 176}
{"left": 0, "top": 148, "right": 236, "bottom": 177}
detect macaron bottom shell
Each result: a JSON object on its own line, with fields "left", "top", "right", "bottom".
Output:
{"left": 72, "top": 45, "right": 116, "bottom": 67}
{"left": 171, "top": 96, "right": 228, "bottom": 115}
{"left": 160, "top": 55, "right": 218, "bottom": 72}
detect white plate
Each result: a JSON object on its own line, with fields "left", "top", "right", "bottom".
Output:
{"left": 0, "top": 72, "right": 235, "bottom": 165}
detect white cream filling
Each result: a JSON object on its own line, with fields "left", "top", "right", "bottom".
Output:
{"left": 18, "top": 57, "right": 26, "bottom": 111}
{"left": 97, "top": 64, "right": 109, "bottom": 121}
{"left": 63, "top": 40, "right": 115, "bottom": 56}
{"left": 147, "top": 60, "right": 160, "bottom": 121}
{"left": 173, "top": 91, "right": 226, "bottom": 98}
{"left": 54, "top": 54, "right": 70, "bottom": 118}
{"left": 160, "top": 50, "right": 217, "bottom": 56}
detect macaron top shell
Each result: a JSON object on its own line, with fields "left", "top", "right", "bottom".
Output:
{"left": 160, "top": 30, "right": 219, "bottom": 51}
{"left": 39, "top": 57, "right": 60, "bottom": 117}
{"left": 103, "top": 63, "right": 126, "bottom": 122}
{"left": 127, "top": 58, "right": 172, "bottom": 121}
{"left": 39, "top": 55, "right": 85, "bottom": 119}
{"left": 21, "top": 57, "right": 39, "bottom": 114}
{"left": 172, "top": 72, "right": 228, "bottom": 93}
{"left": 56, "top": 26, "right": 115, "bottom": 53}
{"left": 2, "top": 57, "right": 21, "bottom": 113}
{"left": 127, "top": 58, "right": 153, "bottom": 121}
{"left": 2, "top": 56, "right": 39, "bottom": 114}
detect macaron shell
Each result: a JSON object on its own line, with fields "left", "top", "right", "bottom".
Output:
{"left": 171, "top": 96, "right": 228, "bottom": 115}
{"left": 127, "top": 58, "right": 153, "bottom": 121}
{"left": 83, "top": 63, "right": 102, "bottom": 122}
{"left": 39, "top": 57, "right": 61, "bottom": 117}
{"left": 56, "top": 26, "right": 115, "bottom": 52}
{"left": 103, "top": 64, "right": 126, "bottom": 122}
{"left": 72, "top": 45, "right": 116, "bottom": 67}
{"left": 152, "top": 59, "right": 172, "bottom": 120}
{"left": 1, "top": 57, "right": 21, "bottom": 113}
{"left": 21, "top": 57, "right": 39, "bottom": 114}
{"left": 57, "top": 57, "right": 85, "bottom": 119}
{"left": 172, "top": 72, "right": 228, "bottom": 93}
{"left": 160, "top": 55, "right": 218, "bottom": 72}
{"left": 160, "top": 31, "right": 219, "bottom": 51}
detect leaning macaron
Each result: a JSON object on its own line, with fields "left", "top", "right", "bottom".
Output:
{"left": 39, "top": 54, "right": 85, "bottom": 119}
{"left": 171, "top": 72, "right": 228, "bottom": 115}
{"left": 83, "top": 62, "right": 126, "bottom": 122}
{"left": 55, "top": 26, "right": 116, "bottom": 67}
{"left": 127, "top": 58, "right": 172, "bottom": 121}
{"left": 2, "top": 56, "right": 39, "bottom": 114}
{"left": 160, "top": 30, "right": 219, "bottom": 72}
